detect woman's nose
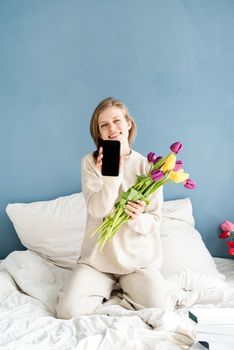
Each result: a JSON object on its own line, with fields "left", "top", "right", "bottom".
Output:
{"left": 108, "top": 122, "right": 115, "bottom": 131}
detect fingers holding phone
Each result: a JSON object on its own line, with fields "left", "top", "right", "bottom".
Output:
{"left": 96, "top": 147, "right": 103, "bottom": 172}
{"left": 98, "top": 140, "right": 121, "bottom": 176}
{"left": 96, "top": 140, "right": 124, "bottom": 176}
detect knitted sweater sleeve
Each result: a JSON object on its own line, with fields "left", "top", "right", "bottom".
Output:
{"left": 81, "top": 154, "right": 123, "bottom": 218}
{"left": 127, "top": 186, "right": 163, "bottom": 235}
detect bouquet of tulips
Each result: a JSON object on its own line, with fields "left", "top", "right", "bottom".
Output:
{"left": 92, "top": 141, "right": 196, "bottom": 250}
{"left": 219, "top": 220, "right": 234, "bottom": 256}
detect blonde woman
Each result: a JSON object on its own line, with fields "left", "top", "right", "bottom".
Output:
{"left": 56, "top": 97, "right": 172, "bottom": 319}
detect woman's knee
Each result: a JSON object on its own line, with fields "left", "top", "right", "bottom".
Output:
{"left": 56, "top": 292, "right": 103, "bottom": 319}
{"left": 119, "top": 267, "right": 171, "bottom": 310}
{"left": 55, "top": 264, "right": 115, "bottom": 318}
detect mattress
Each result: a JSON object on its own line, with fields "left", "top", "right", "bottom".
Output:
{"left": 0, "top": 251, "right": 233, "bottom": 350}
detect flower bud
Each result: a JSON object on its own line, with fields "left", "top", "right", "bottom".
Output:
{"left": 184, "top": 178, "right": 196, "bottom": 190}
{"left": 226, "top": 240, "right": 234, "bottom": 248}
{"left": 219, "top": 231, "right": 230, "bottom": 239}
{"left": 147, "top": 152, "right": 157, "bottom": 164}
{"left": 151, "top": 170, "right": 164, "bottom": 182}
{"left": 170, "top": 142, "right": 183, "bottom": 154}
{"left": 174, "top": 160, "right": 183, "bottom": 172}
{"left": 220, "top": 220, "right": 234, "bottom": 232}
{"left": 169, "top": 169, "right": 189, "bottom": 183}
{"left": 155, "top": 156, "right": 162, "bottom": 164}
{"left": 161, "top": 154, "right": 176, "bottom": 172}
{"left": 228, "top": 247, "right": 234, "bottom": 256}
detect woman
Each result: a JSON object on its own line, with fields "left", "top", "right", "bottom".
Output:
{"left": 56, "top": 97, "right": 172, "bottom": 319}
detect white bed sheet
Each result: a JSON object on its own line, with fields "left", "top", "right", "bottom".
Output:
{"left": 214, "top": 257, "right": 234, "bottom": 287}
{"left": 0, "top": 251, "right": 233, "bottom": 350}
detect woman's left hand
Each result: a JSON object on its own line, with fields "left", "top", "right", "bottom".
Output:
{"left": 125, "top": 200, "right": 146, "bottom": 220}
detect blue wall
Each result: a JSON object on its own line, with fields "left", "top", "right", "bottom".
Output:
{"left": 0, "top": 0, "right": 234, "bottom": 259}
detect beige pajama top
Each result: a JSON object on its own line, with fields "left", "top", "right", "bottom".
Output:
{"left": 79, "top": 150, "right": 163, "bottom": 275}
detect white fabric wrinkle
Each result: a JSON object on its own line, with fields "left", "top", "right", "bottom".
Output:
{"left": 0, "top": 251, "right": 233, "bottom": 350}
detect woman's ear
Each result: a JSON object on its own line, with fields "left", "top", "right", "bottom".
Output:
{"left": 127, "top": 120, "right": 132, "bottom": 130}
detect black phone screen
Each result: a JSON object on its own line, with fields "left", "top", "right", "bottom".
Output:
{"left": 101, "top": 140, "right": 120, "bottom": 176}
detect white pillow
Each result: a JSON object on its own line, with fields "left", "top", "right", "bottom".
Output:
{"left": 160, "top": 198, "right": 224, "bottom": 280}
{"left": 6, "top": 193, "right": 223, "bottom": 280}
{"left": 6, "top": 193, "right": 86, "bottom": 268}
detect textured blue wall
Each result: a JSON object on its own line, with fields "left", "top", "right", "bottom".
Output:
{"left": 0, "top": 0, "right": 234, "bottom": 258}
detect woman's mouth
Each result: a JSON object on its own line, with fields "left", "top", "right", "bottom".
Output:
{"left": 108, "top": 133, "right": 121, "bottom": 139}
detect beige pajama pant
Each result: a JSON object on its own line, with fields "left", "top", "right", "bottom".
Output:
{"left": 56, "top": 263, "right": 171, "bottom": 319}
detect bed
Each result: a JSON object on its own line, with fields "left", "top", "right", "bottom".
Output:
{"left": 0, "top": 192, "right": 234, "bottom": 349}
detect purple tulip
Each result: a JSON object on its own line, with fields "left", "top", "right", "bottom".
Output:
{"left": 151, "top": 170, "right": 164, "bottom": 182}
{"left": 147, "top": 152, "right": 157, "bottom": 164}
{"left": 155, "top": 156, "right": 162, "bottom": 164}
{"left": 184, "top": 178, "right": 196, "bottom": 190}
{"left": 170, "top": 142, "right": 183, "bottom": 154}
{"left": 174, "top": 160, "right": 183, "bottom": 171}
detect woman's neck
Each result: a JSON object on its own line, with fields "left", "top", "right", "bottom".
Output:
{"left": 121, "top": 146, "right": 131, "bottom": 156}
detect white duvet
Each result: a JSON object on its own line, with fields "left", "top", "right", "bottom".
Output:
{"left": 0, "top": 251, "right": 234, "bottom": 350}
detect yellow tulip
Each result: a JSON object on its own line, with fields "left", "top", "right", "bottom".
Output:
{"left": 161, "top": 154, "right": 176, "bottom": 172}
{"left": 169, "top": 169, "right": 189, "bottom": 183}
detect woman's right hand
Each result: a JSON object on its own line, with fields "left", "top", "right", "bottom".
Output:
{"left": 96, "top": 147, "right": 124, "bottom": 173}
{"left": 96, "top": 147, "right": 103, "bottom": 172}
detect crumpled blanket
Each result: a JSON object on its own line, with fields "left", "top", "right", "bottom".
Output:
{"left": 0, "top": 250, "right": 233, "bottom": 350}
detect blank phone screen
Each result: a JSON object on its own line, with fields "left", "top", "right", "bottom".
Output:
{"left": 101, "top": 140, "right": 120, "bottom": 176}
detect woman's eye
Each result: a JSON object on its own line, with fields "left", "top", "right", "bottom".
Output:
{"left": 100, "top": 124, "right": 107, "bottom": 128}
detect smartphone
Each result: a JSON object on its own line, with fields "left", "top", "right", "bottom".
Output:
{"left": 101, "top": 140, "right": 121, "bottom": 176}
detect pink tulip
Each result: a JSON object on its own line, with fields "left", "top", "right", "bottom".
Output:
{"left": 174, "top": 160, "right": 183, "bottom": 171}
{"left": 219, "top": 231, "right": 230, "bottom": 239}
{"left": 184, "top": 178, "right": 196, "bottom": 190}
{"left": 170, "top": 142, "right": 183, "bottom": 154}
{"left": 220, "top": 220, "right": 234, "bottom": 232}
{"left": 226, "top": 240, "right": 234, "bottom": 248}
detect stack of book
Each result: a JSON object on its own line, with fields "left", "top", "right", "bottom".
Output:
{"left": 188, "top": 308, "right": 234, "bottom": 350}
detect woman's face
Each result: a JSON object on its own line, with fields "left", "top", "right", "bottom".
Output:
{"left": 98, "top": 106, "right": 131, "bottom": 152}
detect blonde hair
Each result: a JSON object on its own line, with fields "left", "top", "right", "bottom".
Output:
{"left": 90, "top": 97, "right": 137, "bottom": 158}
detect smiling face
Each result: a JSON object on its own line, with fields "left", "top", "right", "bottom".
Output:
{"left": 98, "top": 106, "right": 132, "bottom": 155}
{"left": 89, "top": 97, "right": 137, "bottom": 158}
